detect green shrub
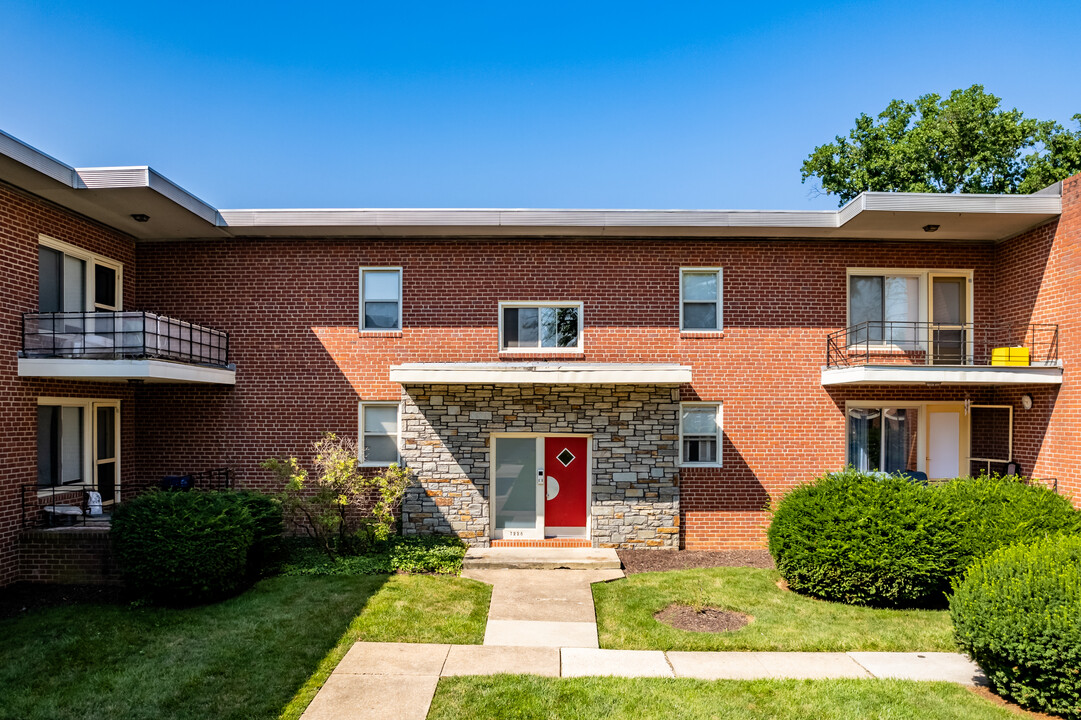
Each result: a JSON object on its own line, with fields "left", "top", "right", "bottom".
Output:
{"left": 228, "top": 490, "right": 285, "bottom": 577}
{"left": 389, "top": 535, "right": 467, "bottom": 574}
{"left": 936, "top": 474, "right": 1081, "bottom": 565}
{"left": 951, "top": 534, "right": 1081, "bottom": 718}
{"left": 112, "top": 491, "right": 255, "bottom": 605}
{"left": 768, "top": 469, "right": 963, "bottom": 607}
{"left": 280, "top": 535, "right": 466, "bottom": 576}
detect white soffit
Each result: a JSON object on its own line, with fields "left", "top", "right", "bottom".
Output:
{"left": 389, "top": 362, "right": 692, "bottom": 385}
{"left": 820, "top": 364, "right": 1063, "bottom": 386}
{"left": 18, "top": 358, "right": 237, "bottom": 385}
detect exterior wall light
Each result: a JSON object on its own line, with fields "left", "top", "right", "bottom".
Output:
{"left": 131, "top": 213, "right": 151, "bottom": 223}
{"left": 923, "top": 224, "right": 940, "bottom": 232}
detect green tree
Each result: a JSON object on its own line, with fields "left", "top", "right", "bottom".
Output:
{"left": 802, "top": 85, "right": 1081, "bottom": 204}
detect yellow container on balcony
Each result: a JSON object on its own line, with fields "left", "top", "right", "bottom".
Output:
{"left": 991, "top": 347, "right": 1030, "bottom": 366}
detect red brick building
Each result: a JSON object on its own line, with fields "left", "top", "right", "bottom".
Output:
{"left": 1, "top": 128, "right": 1077, "bottom": 585}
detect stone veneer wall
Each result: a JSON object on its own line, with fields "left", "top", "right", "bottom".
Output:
{"left": 399, "top": 383, "right": 681, "bottom": 548}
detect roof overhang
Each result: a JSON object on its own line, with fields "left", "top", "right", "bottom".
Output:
{"left": 389, "top": 362, "right": 692, "bottom": 385}
{"left": 821, "top": 364, "right": 1063, "bottom": 386}
{"left": 18, "top": 357, "right": 237, "bottom": 385}
{"left": 0, "top": 128, "right": 1065, "bottom": 242}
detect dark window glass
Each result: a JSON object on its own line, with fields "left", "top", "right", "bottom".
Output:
{"left": 503, "top": 308, "right": 519, "bottom": 346}
{"left": 96, "top": 407, "right": 115, "bottom": 460}
{"left": 94, "top": 264, "right": 117, "bottom": 308}
{"left": 37, "top": 406, "right": 59, "bottom": 486}
{"left": 39, "top": 247, "right": 62, "bottom": 313}
{"left": 683, "top": 303, "right": 717, "bottom": 330}
{"left": 364, "top": 301, "right": 399, "bottom": 329}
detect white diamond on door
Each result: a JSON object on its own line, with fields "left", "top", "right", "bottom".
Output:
{"left": 556, "top": 448, "right": 575, "bottom": 466}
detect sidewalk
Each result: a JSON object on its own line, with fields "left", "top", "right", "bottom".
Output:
{"left": 300, "top": 642, "right": 987, "bottom": 720}
{"left": 301, "top": 568, "right": 985, "bottom": 720}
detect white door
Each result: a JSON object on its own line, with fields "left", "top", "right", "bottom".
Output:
{"left": 928, "top": 411, "right": 961, "bottom": 479}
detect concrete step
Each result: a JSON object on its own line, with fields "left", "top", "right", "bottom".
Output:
{"left": 463, "top": 547, "right": 621, "bottom": 570}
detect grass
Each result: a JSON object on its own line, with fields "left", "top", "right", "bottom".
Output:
{"left": 428, "top": 676, "right": 1020, "bottom": 720}
{"left": 0, "top": 573, "right": 491, "bottom": 720}
{"left": 593, "top": 567, "right": 955, "bottom": 651}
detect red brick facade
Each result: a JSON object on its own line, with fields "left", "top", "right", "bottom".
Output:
{"left": 2, "top": 171, "right": 1080, "bottom": 583}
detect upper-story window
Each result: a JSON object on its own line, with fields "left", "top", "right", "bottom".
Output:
{"left": 38, "top": 236, "right": 122, "bottom": 312}
{"left": 359, "top": 267, "right": 402, "bottom": 331}
{"left": 499, "top": 302, "right": 582, "bottom": 352}
{"left": 680, "top": 268, "right": 723, "bottom": 332}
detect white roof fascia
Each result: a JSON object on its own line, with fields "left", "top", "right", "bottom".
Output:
{"left": 75, "top": 166, "right": 225, "bottom": 226}
{"left": 389, "top": 362, "right": 692, "bottom": 385}
{"left": 0, "top": 128, "right": 78, "bottom": 187}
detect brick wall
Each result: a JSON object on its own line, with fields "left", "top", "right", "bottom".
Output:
{"left": 18, "top": 528, "right": 121, "bottom": 585}
{"left": 0, "top": 181, "right": 137, "bottom": 586}
{"left": 134, "top": 233, "right": 1027, "bottom": 549}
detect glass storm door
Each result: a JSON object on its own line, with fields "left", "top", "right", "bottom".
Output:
{"left": 493, "top": 437, "right": 542, "bottom": 539}
{"left": 931, "top": 277, "right": 967, "bottom": 364}
{"left": 93, "top": 403, "right": 118, "bottom": 503}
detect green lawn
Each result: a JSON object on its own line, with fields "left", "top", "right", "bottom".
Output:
{"left": 0, "top": 574, "right": 491, "bottom": 720}
{"left": 429, "top": 676, "right": 1016, "bottom": 720}
{"left": 593, "top": 567, "right": 955, "bottom": 651}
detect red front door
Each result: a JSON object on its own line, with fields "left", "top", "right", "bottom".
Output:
{"left": 544, "top": 437, "right": 588, "bottom": 530}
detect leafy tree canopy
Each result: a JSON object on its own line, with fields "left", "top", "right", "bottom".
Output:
{"left": 801, "top": 85, "right": 1081, "bottom": 204}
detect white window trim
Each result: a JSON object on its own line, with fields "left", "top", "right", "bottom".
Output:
{"left": 845, "top": 268, "right": 973, "bottom": 353}
{"left": 679, "top": 401, "right": 723, "bottom": 467}
{"left": 680, "top": 267, "right": 723, "bottom": 332}
{"left": 36, "top": 396, "right": 121, "bottom": 499}
{"left": 359, "top": 267, "right": 403, "bottom": 332}
{"left": 358, "top": 401, "right": 401, "bottom": 467}
{"left": 498, "top": 300, "right": 585, "bottom": 353}
{"left": 39, "top": 234, "right": 124, "bottom": 311}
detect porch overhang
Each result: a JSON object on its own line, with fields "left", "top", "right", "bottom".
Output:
{"left": 389, "top": 362, "right": 692, "bottom": 385}
{"left": 18, "top": 357, "right": 237, "bottom": 384}
{"left": 821, "top": 364, "right": 1063, "bottom": 386}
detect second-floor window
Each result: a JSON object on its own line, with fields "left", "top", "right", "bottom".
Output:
{"left": 680, "top": 268, "right": 723, "bottom": 331}
{"left": 359, "top": 267, "right": 402, "bottom": 331}
{"left": 38, "top": 236, "right": 122, "bottom": 312}
{"left": 499, "top": 302, "right": 582, "bottom": 351}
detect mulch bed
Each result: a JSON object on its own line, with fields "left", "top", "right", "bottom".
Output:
{"left": 654, "top": 603, "right": 753, "bottom": 632}
{"left": 0, "top": 583, "right": 125, "bottom": 620}
{"left": 966, "top": 686, "right": 1060, "bottom": 719}
{"left": 617, "top": 549, "right": 775, "bottom": 575}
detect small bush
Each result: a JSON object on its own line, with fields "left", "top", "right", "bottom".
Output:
{"left": 936, "top": 474, "right": 1081, "bottom": 565}
{"left": 767, "top": 469, "right": 963, "bottom": 607}
{"left": 228, "top": 490, "right": 285, "bottom": 576}
{"left": 280, "top": 535, "right": 466, "bottom": 576}
{"left": 112, "top": 491, "right": 255, "bottom": 605}
{"left": 951, "top": 534, "right": 1081, "bottom": 718}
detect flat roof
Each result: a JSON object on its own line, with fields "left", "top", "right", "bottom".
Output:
{"left": 0, "top": 128, "right": 1064, "bottom": 243}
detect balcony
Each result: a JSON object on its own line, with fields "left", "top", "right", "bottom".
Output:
{"left": 822, "top": 322, "right": 1061, "bottom": 386}
{"left": 18, "top": 311, "right": 235, "bottom": 384}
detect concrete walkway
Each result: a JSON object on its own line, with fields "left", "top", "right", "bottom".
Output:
{"left": 463, "top": 568, "right": 624, "bottom": 647}
{"left": 300, "top": 642, "right": 987, "bottom": 719}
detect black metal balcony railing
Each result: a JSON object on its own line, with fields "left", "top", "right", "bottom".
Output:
{"left": 22, "top": 311, "right": 230, "bottom": 368}
{"left": 826, "top": 321, "right": 1059, "bottom": 369}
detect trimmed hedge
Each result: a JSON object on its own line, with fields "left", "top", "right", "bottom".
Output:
{"left": 112, "top": 490, "right": 255, "bottom": 604}
{"left": 936, "top": 475, "right": 1081, "bottom": 565}
{"left": 228, "top": 490, "right": 285, "bottom": 577}
{"left": 767, "top": 469, "right": 962, "bottom": 607}
{"left": 951, "top": 534, "right": 1081, "bottom": 718}
{"left": 768, "top": 471, "right": 1081, "bottom": 609}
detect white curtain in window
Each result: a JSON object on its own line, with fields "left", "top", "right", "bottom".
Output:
{"left": 884, "top": 277, "right": 920, "bottom": 347}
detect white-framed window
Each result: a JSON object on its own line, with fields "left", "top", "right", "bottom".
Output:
{"left": 359, "top": 267, "right": 402, "bottom": 331}
{"left": 359, "top": 402, "right": 400, "bottom": 466}
{"left": 38, "top": 235, "right": 122, "bottom": 313}
{"left": 846, "top": 404, "right": 921, "bottom": 474}
{"left": 37, "top": 397, "right": 120, "bottom": 500}
{"left": 680, "top": 268, "right": 723, "bottom": 331}
{"left": 499, "top": 301, "right": 583, "bottom": 352}
{"left": 680, "top": 402, "right": 722, "bottom": 466}
{"left": 845, "top": 268, "right": 972, "bottom": 351}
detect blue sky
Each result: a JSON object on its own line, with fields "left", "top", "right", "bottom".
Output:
{"left": 2, "top": 1, "right": 1079, "bottom": 210}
